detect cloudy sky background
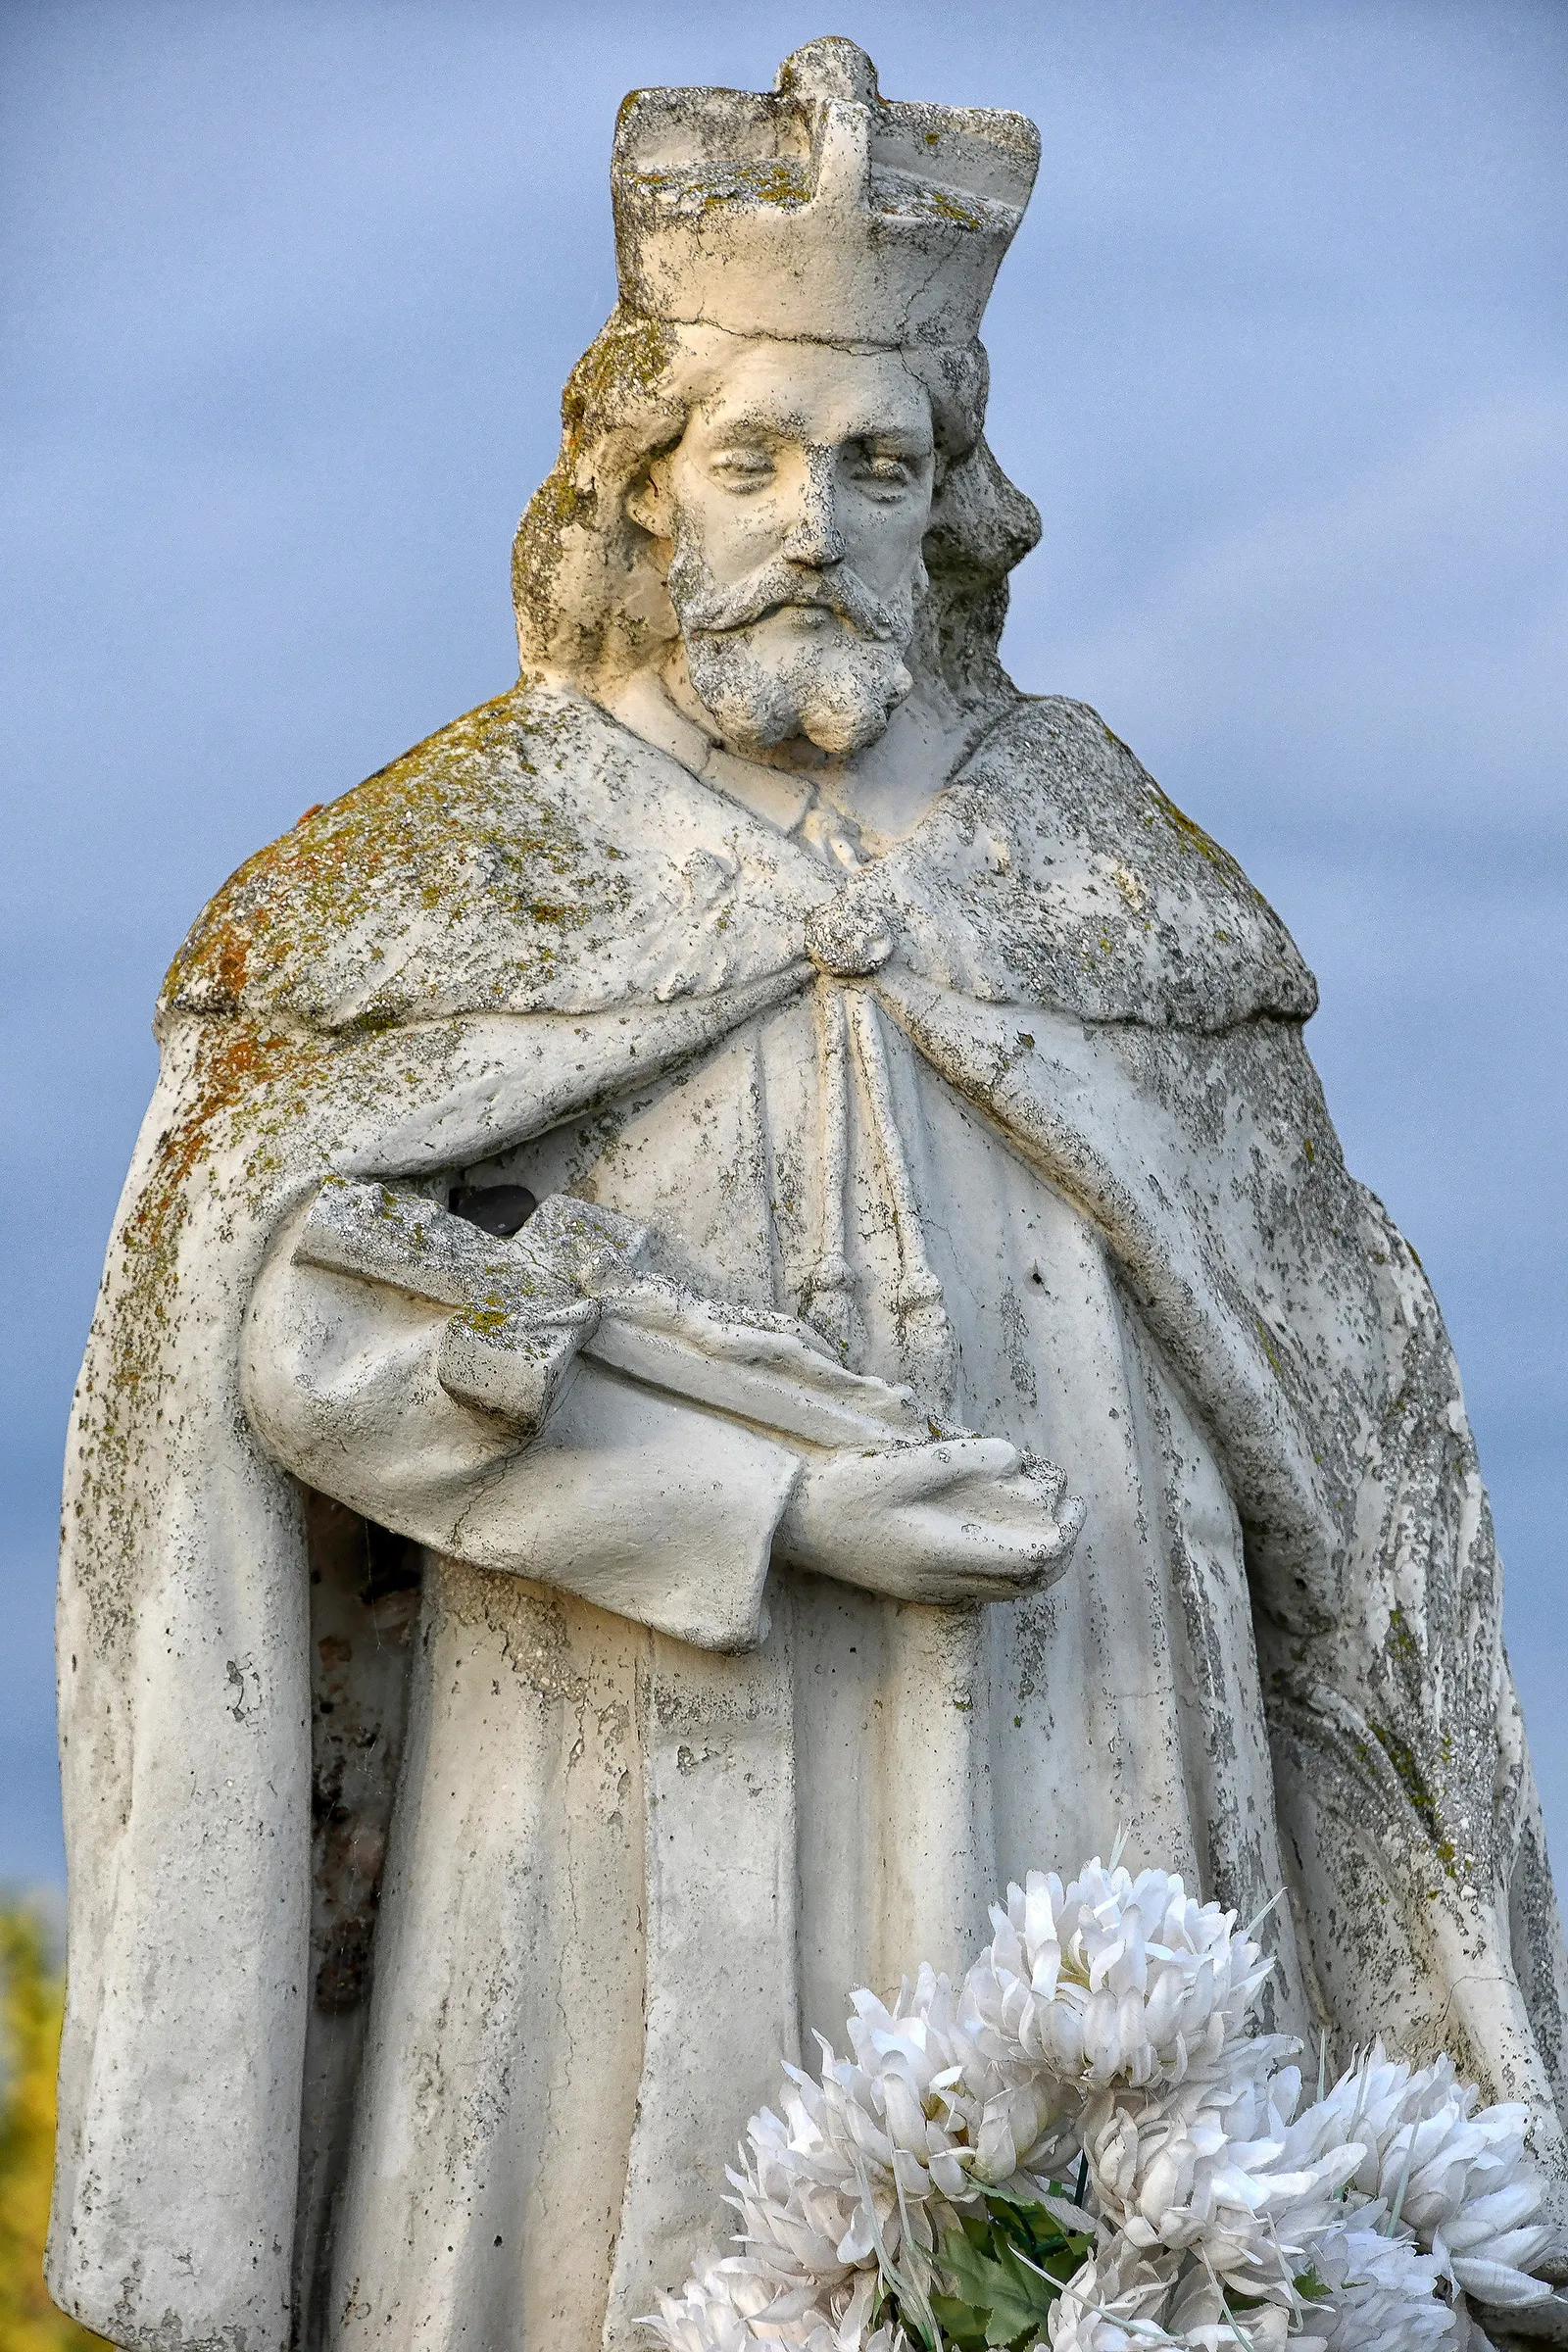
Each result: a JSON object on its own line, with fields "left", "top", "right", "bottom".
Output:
{"left": 3, "top": 0, "right": 1565, "bottom": 1889}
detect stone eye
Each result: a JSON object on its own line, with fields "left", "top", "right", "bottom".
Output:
{"left": 856, "top": 447, "right": 916, "bottom": 487}
{"left": 711, "top": 448, "right": 774, "bottom": 483}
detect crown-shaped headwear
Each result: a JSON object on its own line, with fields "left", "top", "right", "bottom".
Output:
{"left": 612, "top": 37, "right": 1039, "bottom": 349}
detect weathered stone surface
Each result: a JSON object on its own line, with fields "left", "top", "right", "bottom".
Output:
{"left": 50, "top": 34, "right": 1568, "bottom": 2352}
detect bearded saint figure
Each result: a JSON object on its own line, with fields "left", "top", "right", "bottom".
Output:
{"left": 50, "top": 37, "right": 1568, "bottom": 2352}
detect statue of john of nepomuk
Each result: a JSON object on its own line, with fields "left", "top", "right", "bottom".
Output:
{"left": 50, "top": 38, "right": 1568, "bottom": 2352}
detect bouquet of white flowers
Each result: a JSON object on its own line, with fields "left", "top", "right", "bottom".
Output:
{"left": 646, "top": 1855, "right": 1559, "bottom": 2352}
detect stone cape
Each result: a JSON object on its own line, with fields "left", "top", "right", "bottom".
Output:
{"left": 51, "top": 674, "right": 1568, "bottom": 2351}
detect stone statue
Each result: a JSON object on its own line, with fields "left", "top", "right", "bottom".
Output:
{"left": 50, "top": 38, "right": 1568, "bottom": 2352}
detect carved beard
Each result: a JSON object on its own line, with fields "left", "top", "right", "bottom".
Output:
{"left": 665, "top": 521, "right": 923, "bottom": 759}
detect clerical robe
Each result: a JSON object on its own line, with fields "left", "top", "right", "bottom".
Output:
{"left": 50, "top": 679, "right": 1568, "bottom": 2352}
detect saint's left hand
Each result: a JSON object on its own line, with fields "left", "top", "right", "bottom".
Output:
{"left": 774, "top": 1437, "right": 1084, "bottom": 1606}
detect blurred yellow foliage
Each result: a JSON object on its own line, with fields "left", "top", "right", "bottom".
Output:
{"left": 0, "top": 1909, "right": 110, "bottom": 2352}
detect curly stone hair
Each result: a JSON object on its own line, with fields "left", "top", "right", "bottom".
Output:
{"left": 512, "top": 307, "right": 1042, "bottom": 710}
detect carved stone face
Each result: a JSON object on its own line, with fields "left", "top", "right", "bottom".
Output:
{"left": 630, "top": 341, "right": 937, "bottom": 758}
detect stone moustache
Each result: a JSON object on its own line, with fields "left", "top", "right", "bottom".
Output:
{"left": 49, "top": 35, "right": 1568, "bottom": 2352}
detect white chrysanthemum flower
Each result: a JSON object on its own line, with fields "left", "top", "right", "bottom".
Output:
{"left": 1303, "top": 2223, "right": 1456, "bottom": 2352}
{"left": 1287, "top": 2046, "right": 1552, "bottom": 2309}
{"left": 643, "top": 2259, "right": 831, "bottom": 2351}
{"left": 721, "top": 1976, "right": 977, "bottom": 2308}
{"left": 729, "top": 2094, "right": 864, "bottom": 2287}
{"left": 642, "top": 2271, "right": 745, "bottom": 2352}
{"left": 1082, "top": 2039, "right": 1362, "bottom": 2301}
{"left": 1045, "top": 2242, "right": 1183, "bottom": 2349}
{"left": 963, "top": 1866, "right": 1274, "bottom": 2094}
{"left": 846, "top": 1972, "right": 1076, "bottom": 2196}
{"left": 725, "top": 1956, "right": 1080, "bottom": 2312}
{"left": 644, "top": 2264, "right": 896, "bottom": 2352}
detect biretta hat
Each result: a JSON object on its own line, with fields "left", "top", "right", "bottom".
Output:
{"left": 612, "top": 37, "right": 1039, "bottom": 349}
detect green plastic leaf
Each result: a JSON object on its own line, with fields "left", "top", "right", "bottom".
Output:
{"left": 936, "top": 2224, "right": 1076, "bottom": 2347}
{"left": 884, "top": 2194, "right": 1094, "bottom": 2352}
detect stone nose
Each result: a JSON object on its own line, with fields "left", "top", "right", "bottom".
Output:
{"left": 782, "top": 451, "right": 846, "bottom": 568}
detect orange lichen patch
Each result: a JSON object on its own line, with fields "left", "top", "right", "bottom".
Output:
{"left": 138, "top": 1025, "right": 294, "bottom": 1237}
{"left": 89, "top": 1026, "right": 307, "bottom": 1378}
{"left": 214, "top": 926, "right": 250, "bottom": 1004}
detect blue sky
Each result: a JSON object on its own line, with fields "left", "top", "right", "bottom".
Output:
{"left": 2, "top": 0, "right": 1565, "bottom": 1890}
